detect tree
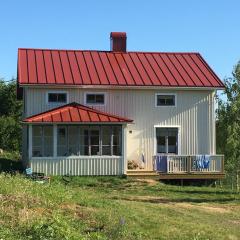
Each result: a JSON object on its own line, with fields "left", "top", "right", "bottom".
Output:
{"left": 0, "top": 79, "right": 22, "bottom": 152}
{"left": 216, "top": 61, "right": 240, "bottom": 172}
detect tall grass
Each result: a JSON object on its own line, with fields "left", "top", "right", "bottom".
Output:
{"left": 0, "top": 174, "right": 240, "bottom": 240}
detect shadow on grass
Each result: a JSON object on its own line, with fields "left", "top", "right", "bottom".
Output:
{"left": 0, "top": 158, "right": 23, "bottom": 173}
{"left": 152, "top": 188, "right": 233, "bottom": 195}
{"left": 110, "top": 196, "right": 238, "bottom": 204}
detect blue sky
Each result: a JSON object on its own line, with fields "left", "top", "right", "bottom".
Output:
{"left": 0, "top": 0, "right": 239, "bottom": 81}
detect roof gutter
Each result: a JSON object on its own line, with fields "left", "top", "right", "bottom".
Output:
{"left": 18, "top": 84, "right": 225, "bottom": 91}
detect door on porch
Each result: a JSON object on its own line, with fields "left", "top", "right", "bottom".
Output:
{"left": 156, "top": 127, "right": 178, "bottom": 155}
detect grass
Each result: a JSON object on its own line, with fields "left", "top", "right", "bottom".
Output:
{"left": 0, "top": 175, "right": 240, "bottom": 240}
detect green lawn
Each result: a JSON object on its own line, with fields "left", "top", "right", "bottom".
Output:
{"left": 0, "top": 175, "right": 240, "bottom": 240}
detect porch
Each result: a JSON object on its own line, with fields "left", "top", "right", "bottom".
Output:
{"left": 127, "top": 155, "right": 224, "bottom": 179}
{"left": 23, "top": 102, "right": 133, "bottom": 176}
{"left": 153, "top": 155, "right": 225, "bottom": 179}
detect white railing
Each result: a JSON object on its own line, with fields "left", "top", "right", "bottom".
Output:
{"left": 153, "top": 155, "right": 224, "bottom": 174}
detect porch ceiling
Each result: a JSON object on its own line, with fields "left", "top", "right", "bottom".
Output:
{"left": 23, "top": 102, "right": 133, "bottom": 124}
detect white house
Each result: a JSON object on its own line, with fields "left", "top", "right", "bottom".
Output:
{"left": 17, "top": 32, "right": 225, "bottom": 179}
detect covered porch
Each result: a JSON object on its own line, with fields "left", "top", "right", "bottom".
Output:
{"left": 23, "top": 102, "right": 133, "bottom": 175}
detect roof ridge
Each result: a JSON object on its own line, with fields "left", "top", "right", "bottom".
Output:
{"left": 18, "top": 48, "right": 200, "bottom": 55}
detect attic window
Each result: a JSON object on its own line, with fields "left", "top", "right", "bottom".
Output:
{"left": 156, "top": 94, "right": 176, "bottom": 107}
{"left": 85, "top": 93, "right": 105, "bottom": 105}
{"left": 47, "top": 92, "right": 68, "bottom": 104}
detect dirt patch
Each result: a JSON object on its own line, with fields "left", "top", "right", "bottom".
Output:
{"left": 174, "top": 203, "right": 231, "bottom": 213}
{"left": 60, "top": 203, "right": 96, "bottom": 219}
{"left": 114, "top": 195, "right": 234, "bottom": 214}
{"left": 135, "top": 178, "right": 159, "bottom": 186}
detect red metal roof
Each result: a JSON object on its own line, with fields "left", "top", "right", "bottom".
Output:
{"left": 17, "top": 48, "right": 225, "bottom": 88}
{"left": 23, "top": 102, "right": 133, "bottom": 123}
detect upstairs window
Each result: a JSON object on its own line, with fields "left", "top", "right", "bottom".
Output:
{"left": 156, "top": 94, "right": 176, "bottom": 106}
{"left": 47, "top": 92, "right": 68, "bottom": 104}
{"left": 85, "top": 93, "right": 105, "bottom": 105}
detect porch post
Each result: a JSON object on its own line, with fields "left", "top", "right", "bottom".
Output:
{"left": 28, "top": 125, "right": 32, "bottom": 159}
{"left": 122, "top": 125, "right": 127, "bottom": 175}
{"left": 53, "top": 124, "right": 57, "bottom": 157}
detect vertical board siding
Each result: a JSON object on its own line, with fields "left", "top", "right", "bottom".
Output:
{"left": 30, "top": 156, "right": 123, "bottom": 175}
{"left": 26, "top": 88, "right": 215, "bottom": 170}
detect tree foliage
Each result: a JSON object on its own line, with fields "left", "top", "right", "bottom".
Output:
{"left": 216, "top": 61, "right": 240, "bottom": 171}
{"left": 0, "top": 79, "right": 22, "bottom": 152}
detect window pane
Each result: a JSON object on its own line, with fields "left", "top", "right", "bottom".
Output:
{"left": 91, "top": 146, "right": 100, "bottom": 155}
{"left": 43, "top": 126, "right": 53, "bottom": 157}
{"left": 32, "top": 147, "right": 42, "bottom": 157}
{"left": 86, "top": 94, "right": 95, "bottom": 103}
{"left": 102, "top": 146, "right": 111, "bottom": 155}
{"left": 68, "top": 126, "right": 79, "bottom": 156}
{"left": 157, "top": 136, "right": 166, "bottom": 153}
{"left": 32, "top": 126, "right": 43, "bottom": 157}
{"left": 102, "top": 126, "right": 111, "bottom": 145}
{"left": 157, "top": 95, "right": 175, "bottom": 106}
{"left": 168, "top": 136, "right": 177, "bottom": 154}
{"left": 57, "top": 127, "right": 68, "bottom": 156}
{"left": 96, "top": 94, "right": 104, "bottom": 103}
{"left": 33, "top": 126, "right": 42, "bottom": 137}
{"left": 90, "top": 129, "right": 99, "bottom": 145}
{"left": 48, "top": 93, "right": 67, "bottom": 103}
{"left": 86, "top": 94, "right": 104, "bottom": 104}
{"left": 48, "top": 93, "right": 57, "bottom": 102}
{"left": 79, "top": 127, "right": 89, "bottom": 156}
{"left": 113, "top": 146, "right": 121, "bottom": 156}
{"left": 57, "top": 93, "right": 67, "bottom": 102}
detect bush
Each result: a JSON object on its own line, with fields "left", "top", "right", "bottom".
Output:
{"left": 0, "top": 116, "right": 22, "bottom": 152}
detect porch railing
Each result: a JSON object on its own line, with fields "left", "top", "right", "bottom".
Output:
{"left": 153, "top": 155, "right": 224, "bottom": 174}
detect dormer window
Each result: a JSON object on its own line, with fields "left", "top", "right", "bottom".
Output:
{"left": 85, "top": 93, "right": 105, "bottom": 105}
{"left": 47, "top": 91, "right": 68, "bottom": 104}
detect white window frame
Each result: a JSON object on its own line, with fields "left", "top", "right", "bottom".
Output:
{"left": 84, "top": 92, "right": 106, "bottom": 106}
{"left": 155, "top": 93, "right": 177, "bottom": 107}
{"left": 46, "top": 90, "right": 69, "bottom": 105}
{"left": 153, "top": 125, "right": 181, "bottom": 155}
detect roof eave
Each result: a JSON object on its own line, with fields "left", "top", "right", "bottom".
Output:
{"left": 18, "top": 83, "right": 225, "bottom": 90}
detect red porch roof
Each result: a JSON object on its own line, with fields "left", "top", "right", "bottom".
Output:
{"left": 23, "top": 102, "right": 133, "bottom": 123}
{"left": 18, "top": 49, "right": 225, "bottom": 88}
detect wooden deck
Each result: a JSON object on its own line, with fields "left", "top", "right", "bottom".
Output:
{"left": 127, "top": 170, "right": 225, "bottom": 180}
{"left": 127, "top": 154, "right": 225, "bottom": 180}
{"left": 158, "top": 172, "right": 225, "bottom": 180}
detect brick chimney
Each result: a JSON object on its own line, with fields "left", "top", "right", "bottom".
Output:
{"left": 110, "top": 32, "right": 127, "bottom": 52}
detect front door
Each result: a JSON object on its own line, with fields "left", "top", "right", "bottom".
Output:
{"left": 156, "top": 128, "right": 178, "bottom": 154}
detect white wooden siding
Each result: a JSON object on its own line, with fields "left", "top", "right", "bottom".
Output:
{"left": 24, "top": 88, "right": 216, "bottom": 170}
{"left": 30, "top": 156, "right": 123, "bottom": 175}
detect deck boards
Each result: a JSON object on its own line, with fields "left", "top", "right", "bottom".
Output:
{"left": 126, "top": 170, "right": 225, "bottom": 180}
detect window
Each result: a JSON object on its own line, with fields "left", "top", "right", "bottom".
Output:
{"left": 47, "top": 92, "right": 67, "bottom": 104}
{"left": 112, "top": 126, "right": 122, "bottom": 155}
{"left": 32, "top": 126, "right": 53, "bottom": 157}
{"left": 156, "top": 94, "right": 176, "bottom": 106}
{"left": 85, "top": 93, "right": 105, "bottom": 105}
{"left": 156, "top": 128, "right": 178, "bottom": 154}
{"left": 102, "top": 126, "right": 111, "bottom": 155}
{"left": 56, "top": 125, "right": 122, "bottom": 156}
